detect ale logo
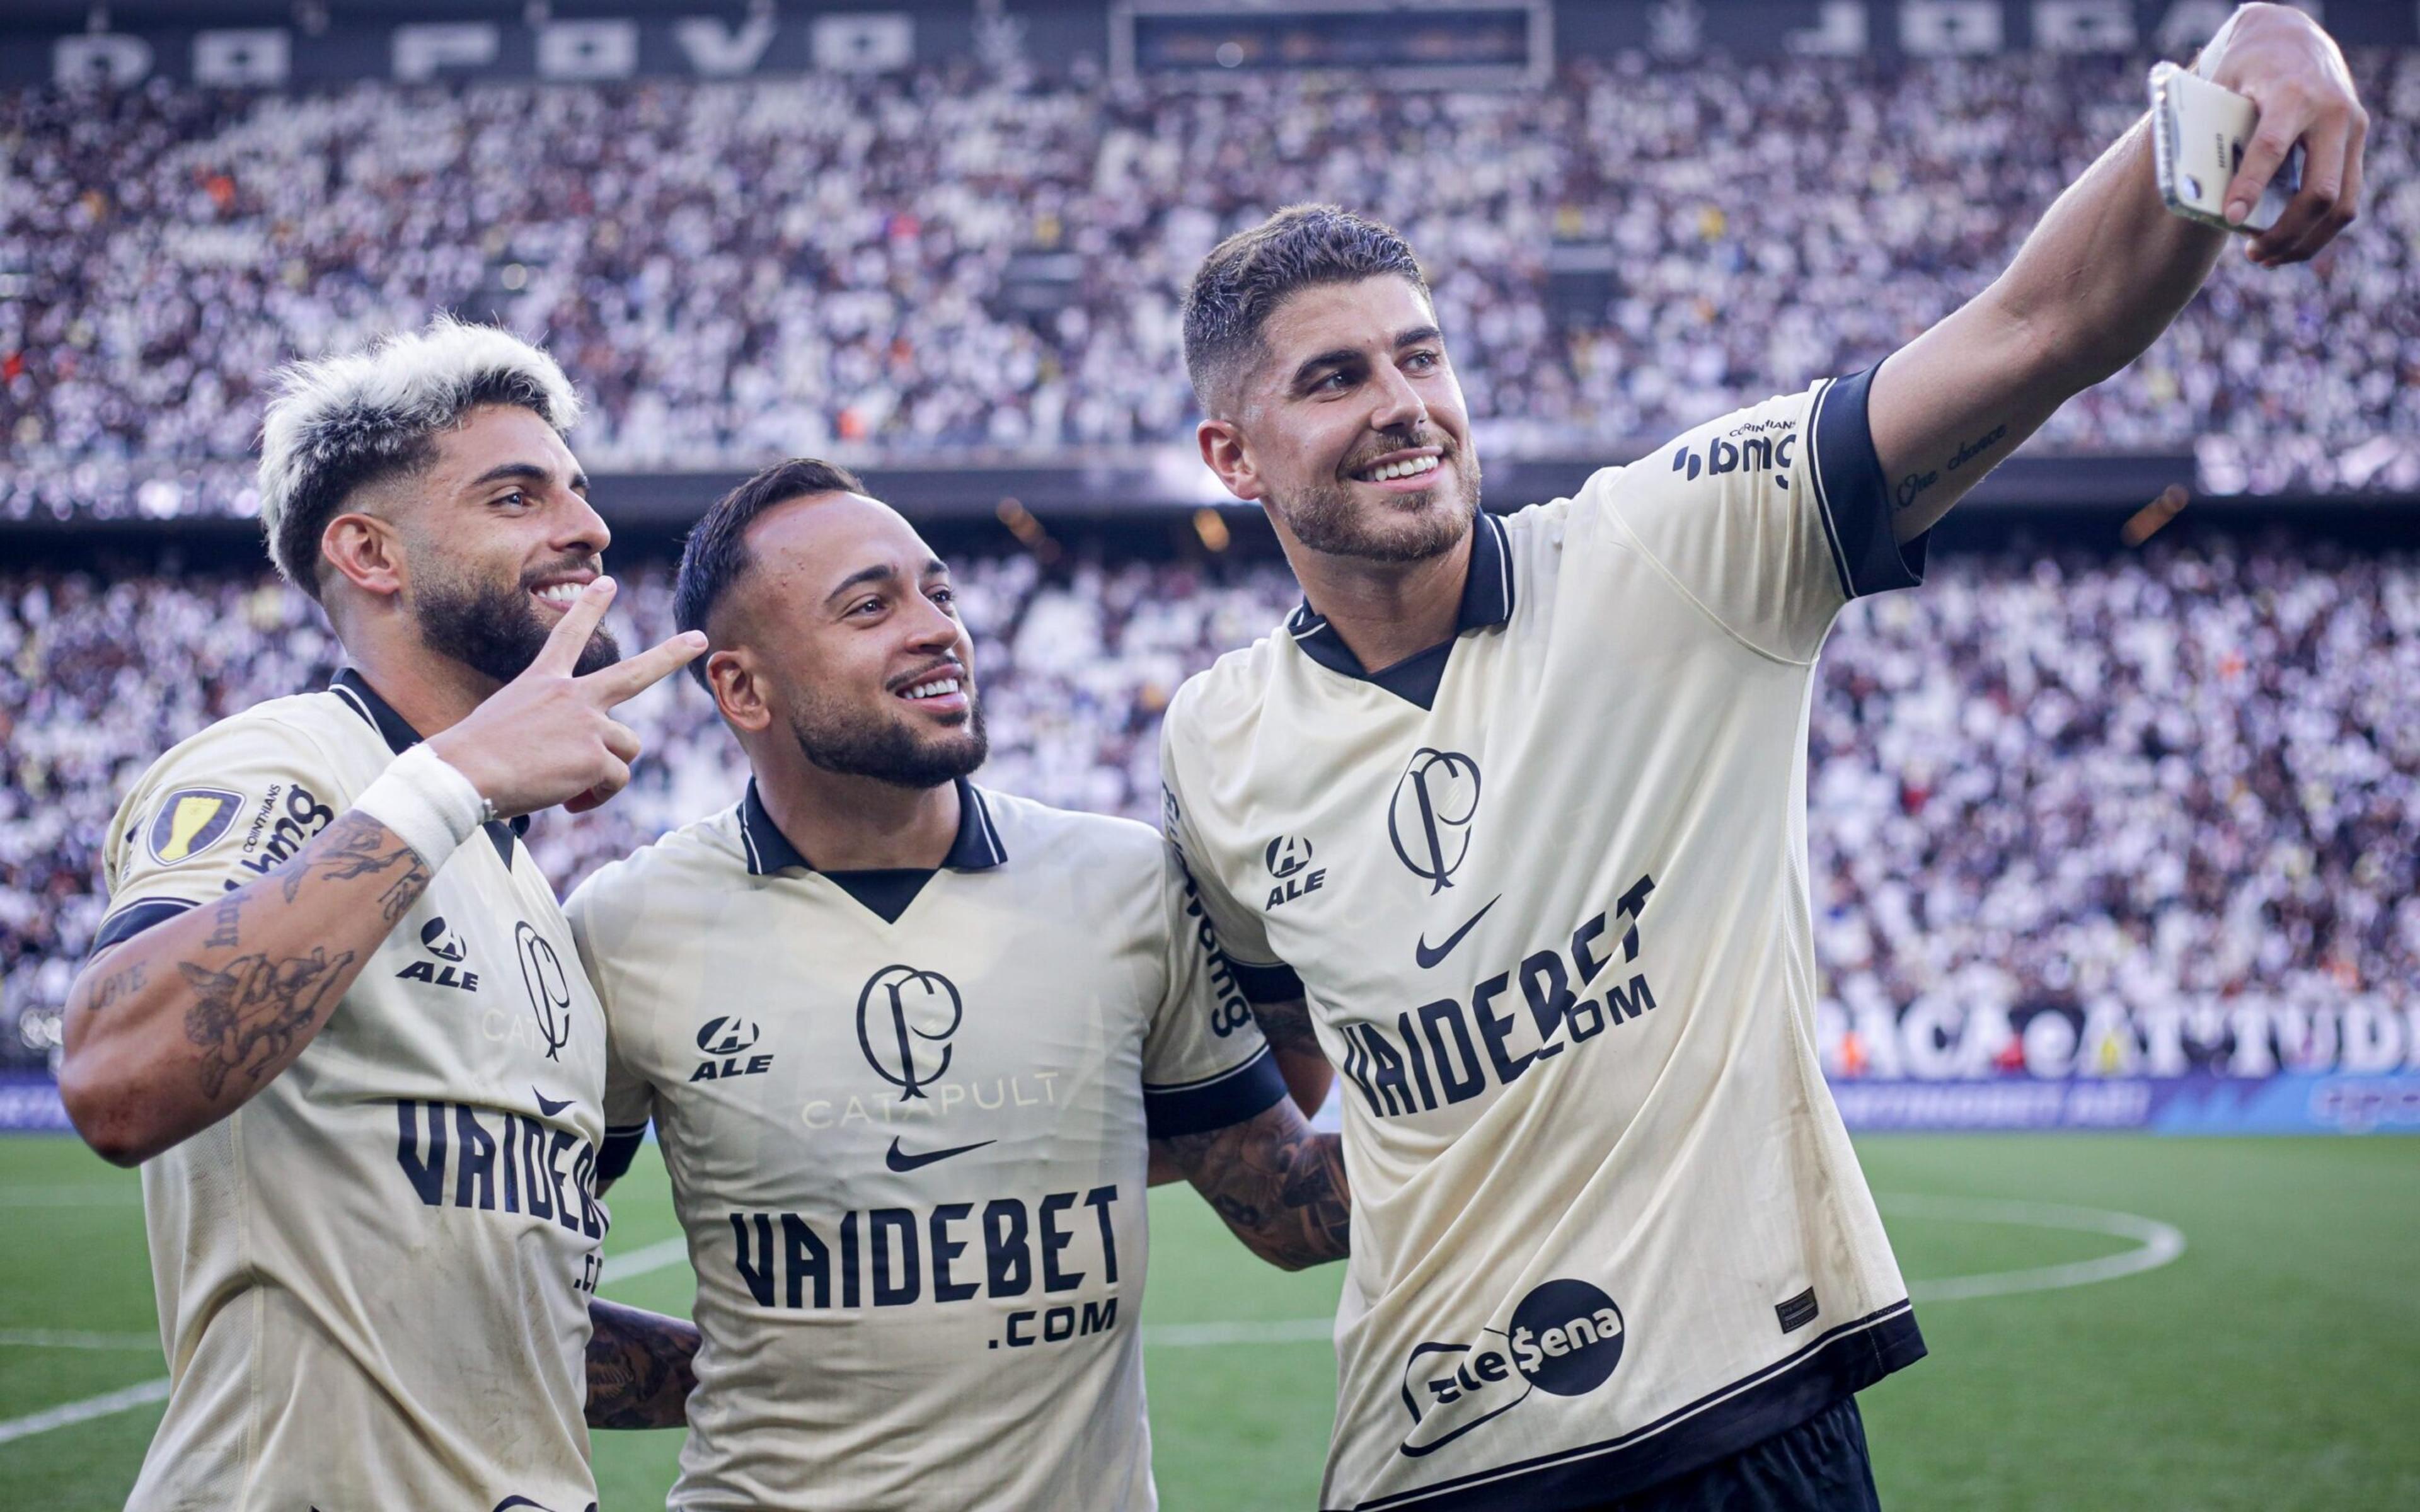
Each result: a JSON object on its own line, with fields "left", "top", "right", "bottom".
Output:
{"left": 1264, "top": 835, "right": 1314, "bottom": 879}
{"left": 696, "top": 1017, "right": 762, "bottom": 1056}
{"left": 1397, "top": 1278, "right": 1624, "bottom": 1458}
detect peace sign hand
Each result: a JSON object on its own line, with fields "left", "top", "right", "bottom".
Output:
{"left": 427, "top": 576, "right": 706, "bottom": 820}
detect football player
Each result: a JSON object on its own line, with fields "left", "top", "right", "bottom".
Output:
{"left": 1160, "top": 8, "right": 2363, "bottom": 1509}
{"left": 60, "top": 319, "right": 708, "bottom": 1509}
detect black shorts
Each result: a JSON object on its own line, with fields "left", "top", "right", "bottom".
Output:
{"left": 1574, "top": 1395, "right": 1881, "bottom": 1512}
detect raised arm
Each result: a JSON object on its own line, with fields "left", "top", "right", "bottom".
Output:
{"left": 60, "top": 580, "right": 701, "bottom": 1166}
{"left": 1153, "top": 1097, "right": 1350, "bottom": 1271}
{"left": 1870, "top": 3, "right": 2366, "bottom": 542}
{"left": 586, "top": 1298, "right": 701, "bottom": 1429}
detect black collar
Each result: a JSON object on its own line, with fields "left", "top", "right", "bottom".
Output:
{"left": 1284, "top": 510, "right": 1516, "bottom": 707}
{"left": 330, "top": 668, "right": 529, "bottom": 862}
{"left": 737, "top": 777, "right": 1008, "bottom": 878}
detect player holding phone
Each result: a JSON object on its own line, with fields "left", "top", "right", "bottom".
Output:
{"left": 1161, "top": 6, "right": 2363, "bottom": 1509}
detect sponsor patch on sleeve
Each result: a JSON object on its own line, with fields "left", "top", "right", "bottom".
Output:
{"left": 144, "top": 788, "right": 244, "bottom": 866}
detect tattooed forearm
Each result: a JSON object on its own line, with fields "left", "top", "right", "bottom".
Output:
{"left": 277, "top": 810, "right": 431, "bottom": 919}
{"left": 1159, "top": 1104, "right": 1350, "bottom": 1271}
{"left": 83, "top": 962, "right": 147, "bottom": 1013}
{"left": 1252, "top": 997, "right": 1320, "bottom": 1056}
{"left": 180, "top": 948, "right": 354, "bottom": 1099}
{"left": 587, "top": 1300, "right": 700, "bottom": 1429}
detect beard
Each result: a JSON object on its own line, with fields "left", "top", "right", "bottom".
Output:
{"left": 415, "top": 558, "right": 621, "bottom": 684}
{"left": 1275, "top": 440, "right": 1484, "bottom": 564}
{"left": 787, "top": 686, "right": 989, "bottom": 790}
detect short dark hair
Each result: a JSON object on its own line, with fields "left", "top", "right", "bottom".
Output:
{"left": 672, "top": 457, "right": 867, "bottom": 687}
{"left": 1181, "top": 204, "right": 1429, "bottom": 416}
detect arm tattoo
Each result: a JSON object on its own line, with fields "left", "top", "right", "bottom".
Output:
{"left": 1158, "top": 1106, "right": 1350, "bottom": 1271}
{"left": 277, "top": 811, "right": 432, "bottom": 923}
{"left": 205, "top": 895, "right": 244, "bottom": 949}
{"left": 84, "top": 962, "right": 147, "bottom": 1012}
{"left": 179, "top": 948, "right": 354, "bottom": 1099}
{"left": 1897, "top": 421, "right": 2012, "bottom": 517}
{"left": 586, "top": 1300, "right": 701, "bottom": 1429}
{"left": 1252, "top": 998, "right": 1320, "bottom": 1057}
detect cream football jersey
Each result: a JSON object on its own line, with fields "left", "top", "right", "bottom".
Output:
{"left": 565, "top": 780, "right": 1288, "bottom": 1512}
{"left": 93, "top": 669, "right": 608, "bottom": 1512}
{"left": 1160, "top": 369, "right": 1930, "bottom": 1510}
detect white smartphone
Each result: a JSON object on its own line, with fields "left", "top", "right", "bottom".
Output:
{"left": 2149, "top": 61, "right": 2303, "bottom": 234}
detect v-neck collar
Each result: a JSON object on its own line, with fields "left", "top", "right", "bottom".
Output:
{"left": 330, "top": 668, "right": 527, "bottom": 868}
{"left": 1282, "top": 510, "right": 1516, "bottom": 710}
{"left": 736, "top": 778, "right": 1008, "bottom": 925}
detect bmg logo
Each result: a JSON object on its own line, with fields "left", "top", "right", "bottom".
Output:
{"left": 1388, "top": 749, "right": 1482, "bottom": 894}
{"left": 856, "top": 965, "right": 965, "bottom": 1101}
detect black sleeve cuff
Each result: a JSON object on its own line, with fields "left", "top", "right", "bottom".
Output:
{"left": 1229, "top": 958, "right": 1305, "bottom": 1004}
{"left": 1812, "top": 364, "right": 1929, "bottom": 600}
{"left": 597, "top": 1124, "right": 649, "bottom": 1184}
{"left": 1144, "top": 1044, "right": 1291, "bottom": 1140}
{"left": 90, "top": 897, "right": 197, "bottom": 954}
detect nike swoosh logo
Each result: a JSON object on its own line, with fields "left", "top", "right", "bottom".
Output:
{"left": 885, "top": 1137, "right": 996, "bottom": 1172}
{"left": 1415, "top": 894, "right": 1502, "bottom": 970}
{"left": 533, "top": 1091, "right": 573, "bottom": 1118}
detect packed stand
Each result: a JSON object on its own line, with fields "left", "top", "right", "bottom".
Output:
{"left": 6, "top": 537, "right": 2418, "bottom": 1075}
{"left": 2, "top": 49, "right": 2416, "bottom": 520}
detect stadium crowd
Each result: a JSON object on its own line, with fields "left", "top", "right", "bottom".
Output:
{"left": 5, "top": 536, "right": 2417, "bottom": 1075}
{"left": 2, "top": 47, "right": 2416, "bottom": 520}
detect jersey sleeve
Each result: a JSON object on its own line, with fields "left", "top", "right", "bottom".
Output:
{"left": 1156, "top": 712, "right": 1302, "bottom": 1005}
{"left": 1141, "top": 840, "right": 1290, "bottom": 1140}
{"left": 93, "top": 715, "right": 350, "bottom": 955}
{"left": 1591, "top": 365, "right": 1927, "bottom": 662}
{"left": 564, "top": 873, "right": 656, "bottom": 1186}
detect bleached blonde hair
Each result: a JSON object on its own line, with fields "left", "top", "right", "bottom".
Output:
{"left": 255, "top": 316, "right": 582, "bottom": 595}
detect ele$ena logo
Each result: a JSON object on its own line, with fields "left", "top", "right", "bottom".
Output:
{"left": 1400, "top": 1278, "right": 1627, "bottom": 1457}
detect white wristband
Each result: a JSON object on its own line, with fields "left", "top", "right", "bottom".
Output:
{"left": 352, "top": 743, "right": 492, "bottom": 868}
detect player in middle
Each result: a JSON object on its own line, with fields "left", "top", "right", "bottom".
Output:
{"left": 565, "top": 457, "right": 1349, "bottom": 1511}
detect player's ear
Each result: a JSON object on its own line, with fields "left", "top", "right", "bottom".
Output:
{"left": 1197, "top": 418, "right": 1265, "bottom": 503}
{"left": 708, "top": 646, "right": 772, "bottom": 733}
{"left": 320, "top": 512, "right": 405, "bottom": 600}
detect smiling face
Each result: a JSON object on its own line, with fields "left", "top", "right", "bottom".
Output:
{"left": 383, "top": 403, "right": 618, "bottom": 684}
{"left": 1202, "top": 275, "right": 1482, "bottom": 564}
{"left": 711, "top": 491, "right": 986, "bottom": 790}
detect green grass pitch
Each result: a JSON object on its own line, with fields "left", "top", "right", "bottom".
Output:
{"left": 1, "top": 1135, "right": 2412, "bottom": 1509}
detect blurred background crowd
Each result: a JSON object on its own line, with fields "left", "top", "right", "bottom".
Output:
{"left": 2, "top": 47, "right": 2416, "bottom": 520}
{"left": 6, "top": 536, "right": 2416, "bottom": 1072}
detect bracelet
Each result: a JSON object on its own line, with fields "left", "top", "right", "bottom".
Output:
{"left": 352, "top": 743, "right": 492, "bottom": 869}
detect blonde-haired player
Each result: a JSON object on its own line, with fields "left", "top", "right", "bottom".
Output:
{"left": 61, "top": 318, "right": 706, "bottom": 1509}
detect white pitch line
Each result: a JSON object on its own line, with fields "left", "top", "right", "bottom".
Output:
{"left": 600, "top": 1236, "right": 689, "bottom": 1286}
{"left": 0, "top": 1235, "right": 695, "bottom": 1449}
{"left": 0, "top": 1200, "right": 2184, "bottom": 1448}
{"left": 0, "top": 1329, "right": 157, "bottom": 1351}
{"left": 1882, "top": 1193, "right": 2187, "bottom": 1302}
{"left": 1145, "top": 1317, "right": 1332, "bottom": 1348}
{"left": 0, "top": 1378, "right": 170, "bottom": 1447}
